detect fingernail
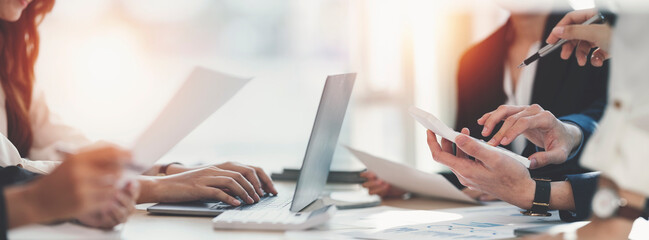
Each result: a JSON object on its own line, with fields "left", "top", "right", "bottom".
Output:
{"left": 479, "top": 196, "right": 488, "bottom": 201}
{"left": 456, "top": 135, "right": 468, "bottom": 146}
{"left": 232, "top": 199, "right": 241, "bottom": 206}
{"left": 553, "top": 26, "right": 564, "bottom": 35}
{"left": 247, "top": 196, "right": 254, "bottom": 203}
{"left": 501, "top": 137, "right": 509, "bottom": 144}
{"left": 482, "top": 127, "right": 489, "bottom": 134}
{"left": 530, "top": 158, "right": 537, "bottom": 168}
{"left": 487, "top": 139, "right": 496, "bottom": 145}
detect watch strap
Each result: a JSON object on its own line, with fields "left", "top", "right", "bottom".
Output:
{"left": 617, "top": 205, "right": 643, "bottom": 221}
{"left": 522, "top": 179, "right": 552, "bottom": 216}
{"left": 644, "top": 197, "right": 649, "bottom": 220}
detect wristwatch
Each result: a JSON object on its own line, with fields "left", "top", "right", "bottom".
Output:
{"left": 522, "top": 179, "right": 552, "bottom": 216}
{"left": 592, "top": 187, "right": 644, "bottom": 220}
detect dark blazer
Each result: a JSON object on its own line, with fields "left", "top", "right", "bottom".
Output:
{"left": 0, "top": 166, "right": 39, "bottom": 240}
{"left": 452, "top": 13, "right": 609, "bottom": 181}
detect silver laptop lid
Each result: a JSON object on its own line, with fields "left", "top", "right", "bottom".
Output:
{"left": 289, "top": 73, "right": 355, "bottom": 212}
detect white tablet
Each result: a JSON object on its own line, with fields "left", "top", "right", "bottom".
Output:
{"left": 408, "top": 106, "right": 531, "bottom": 168}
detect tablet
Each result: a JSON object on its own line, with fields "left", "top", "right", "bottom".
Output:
{"left": 408, "top": 106, "right": 531, "bottom": 168}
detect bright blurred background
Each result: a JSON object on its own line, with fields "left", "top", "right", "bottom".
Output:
{"left": 35, "top": 0, "right": 594, "bottom": 174}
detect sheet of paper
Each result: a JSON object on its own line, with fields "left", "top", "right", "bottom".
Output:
{"left": 408, "top": 106, "right": 460, "bottom": 142}
{"left": 286, "top": 205, "right": 462, "bottom": 240}
{"left": 345, "top": 146, "right": 478, "bottom": 204}
{"left": 131, "top": 67, "right": 251, "bottom": 171}
{"left": 344, "top": 205, "right": 563, "bottom": 240}
{"left": 408, "top": 106, "right": 531, "bottom": 168}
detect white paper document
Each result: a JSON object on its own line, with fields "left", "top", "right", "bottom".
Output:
{"left": 346, "top": 146, "right": 478, "bottom": 204}
{"left": 408, "top": 106, "right": 531, "bottom": 168}
{"left": 345, "top": 205, "right": 563, "bottom": 240}
{"left": 131, "top": 67, "right": 251, "bottom": 171}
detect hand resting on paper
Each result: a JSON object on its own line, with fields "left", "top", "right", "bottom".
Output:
{"left": 360, "top": 155, "right": 499, "bottom": 201}
{"left": 360, "top": 171, "right": 407, "bottom": 198}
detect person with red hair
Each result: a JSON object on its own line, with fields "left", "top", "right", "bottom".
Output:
{"left": 0, "top": 0, "right": 277, "bottom": 235}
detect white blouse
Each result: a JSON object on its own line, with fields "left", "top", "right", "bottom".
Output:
{"left": 0, "top": 85, "right": 90, "bottom": 174}
{"left": 581, "top": 13, "right": 649, "bottom": 196}
{"left": 503, "top": 41, "right": 540, "bottom": 154}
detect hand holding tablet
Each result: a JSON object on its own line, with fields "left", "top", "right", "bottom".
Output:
{"left": 408, "top": 106, "right": 531, "bottom": 168}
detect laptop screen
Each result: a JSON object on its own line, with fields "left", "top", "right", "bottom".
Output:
{"left": 289, "top": 73, "right": 355, "bottom": 212}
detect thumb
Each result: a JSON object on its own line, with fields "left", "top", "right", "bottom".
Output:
{"left": 528, "top": 149, "right": 567, "bottom": 169}
{"left": 455, "top": 135, "right": 499, "bottom": 165}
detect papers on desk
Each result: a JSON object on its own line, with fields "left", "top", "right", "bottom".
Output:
{"left": 131, "top": 67, "right": 251, "bottom": 171}
{"left": 344, "top": 204, "right": 563, "bottom": 240}
{"left": 346, "top": 146, "right": 478, "bottom": 204}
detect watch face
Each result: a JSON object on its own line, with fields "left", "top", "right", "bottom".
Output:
{"left": 592, "top": 188, "right": 619, "bottom": 219}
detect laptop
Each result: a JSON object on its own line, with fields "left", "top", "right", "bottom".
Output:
{"left": 147, "top": 73, "right": 356, "bottom": 216}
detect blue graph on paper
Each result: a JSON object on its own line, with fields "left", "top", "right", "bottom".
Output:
{"left": 415, "top": 222, "right": 506, "bottom": 237}
{"left": 452, "top": 222, "right": 504, "bottom": 228}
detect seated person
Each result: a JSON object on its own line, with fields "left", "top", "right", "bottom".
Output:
{"left": 430, "top": 9, "right": 649, "bottom": 239}
{"left": 1, "top": 144, "right": 138, "bottom": 239}
{"left": 528, "top": 8, "right": 649, "bottom": 240}
{"left": 0, "top": 0, "right": 276, "bottom": 208}
{"left": 362, "top": 0, "right": 611, "bottom": 200}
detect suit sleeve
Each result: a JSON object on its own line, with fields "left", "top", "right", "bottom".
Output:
{"left": 0, "top": 188, "right": 7, "bottom": 240}
{"left": 557, "top": 112, "right": 599, "bottom": 163}
{"left": 559, "top": 172, "right": 599, "bottom": 222}
{"left": 0, "top": 166, "right": 40, "bottom": 240}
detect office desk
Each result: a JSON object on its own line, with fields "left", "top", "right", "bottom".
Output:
{"left": 9, "top": 182, "right": 475, "bottom": 239}
{"left": 119, "top": 198, "right": 473, "bottom": 240}
{"left": 120, "top": 182, "right": 474, "bottom": 239}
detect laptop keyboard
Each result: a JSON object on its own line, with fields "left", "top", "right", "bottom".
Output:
{"left": 209, "top": 193, "right": 293, "bottom": 211}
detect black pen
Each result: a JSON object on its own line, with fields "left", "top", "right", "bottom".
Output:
{"left": 518, "top": 13, "right": 604, "bottom": 68}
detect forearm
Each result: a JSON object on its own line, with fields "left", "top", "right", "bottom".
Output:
{"left": 142, "top": 163, "right": 191, "bottom": 176}
{"left": 619, "top": 188, "right": 647, "bottom": 211}
{"left": 514, "top": 180, "right": 575, "bottom": 211}
{"left": 141, "top": 165, "right": 162, "bottom": 176}
{"left": 136, "top": 176, "right": 162, "bottom": 204}
{"left": 165, "top": 164, "right": 194, "bottom": 175}
{"left": 550, "top": 181, "right": 575, "bottom": 210}
{"left": 4, "top": 186, "right": 45, "bottom": 228}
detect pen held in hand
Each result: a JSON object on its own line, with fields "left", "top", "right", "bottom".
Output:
{"left": 518, "top": 13, "right": 604, "bottom": 68}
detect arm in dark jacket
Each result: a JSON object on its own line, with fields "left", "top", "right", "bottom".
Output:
{"left": 559, "top": 172, "right": 600, "bottom": 222}
{"left": 0, "top": 166, "right": 40, "bottom": 240}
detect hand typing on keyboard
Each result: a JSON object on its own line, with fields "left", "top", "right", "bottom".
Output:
{"left": 210, "top": 193, "right": 291, "bottom": 211}
{"left": 140, "top": 163, "right": 278, "bottom": 206}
